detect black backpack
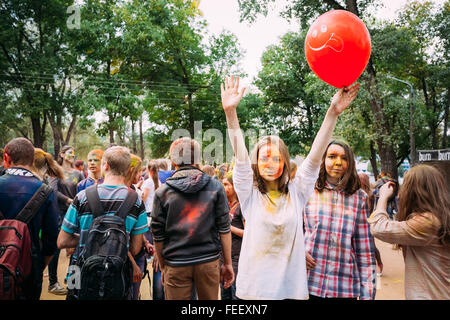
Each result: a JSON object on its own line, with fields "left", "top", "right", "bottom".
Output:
{"left": 77, "top": 185, "right": 137, "bottom": 300}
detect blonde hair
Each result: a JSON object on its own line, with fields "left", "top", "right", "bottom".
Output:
{"left": 125, "top": 154, "right": 143, "bottom": 186}
{"left": 32, "top": 148, "right": 65, "bottom": 180}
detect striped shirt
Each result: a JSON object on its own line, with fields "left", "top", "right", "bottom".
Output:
{"left": 61, "top": 184, "right": 149, "bottom": 258}
{"left": 304, "top": 182, "right": 376, "bottom": 300}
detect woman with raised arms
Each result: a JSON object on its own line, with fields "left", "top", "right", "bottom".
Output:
{"left": 220, "top": 75, "right": 360, "bottom": 300}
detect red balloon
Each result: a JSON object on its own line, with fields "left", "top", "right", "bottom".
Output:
{"left": 305, "top": 10, "right": 371, "bottom": 88}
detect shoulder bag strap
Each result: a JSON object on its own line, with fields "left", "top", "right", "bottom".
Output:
{"left": 15, "top": 183, "right": 53, "bottom": 224}
{"left": 85, "top": 184, "right": 104, "bottom": 218}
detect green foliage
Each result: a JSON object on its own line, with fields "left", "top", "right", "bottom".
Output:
{"left": 253, "top": 31, "right": 328, "bottom": 156}
{"left": 1, "top": 0, "right": 448, "bottom": 168}
{"left": 238, "top": 0, "right": 449, "bottom": 173}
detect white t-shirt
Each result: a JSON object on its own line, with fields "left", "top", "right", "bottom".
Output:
{"left": 233, "top": 156, "right": 320, "bottom": 300}
{"left": 141, "top": 177, "right": 155, "bottom": 213}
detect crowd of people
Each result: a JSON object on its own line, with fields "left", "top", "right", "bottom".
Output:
{"left": 0, "top": 76, "right": 448, "bottom": 301}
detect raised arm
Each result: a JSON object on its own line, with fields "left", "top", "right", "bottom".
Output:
{"left": 221, "top": 76, "right": 248, "bottom": 162}
{"left": 307, "top": 84, "right": 360, "bottom": 164}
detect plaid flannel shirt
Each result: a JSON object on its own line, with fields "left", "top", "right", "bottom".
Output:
{"left": 304, "top": 182, "right": 376, "bottom": 300}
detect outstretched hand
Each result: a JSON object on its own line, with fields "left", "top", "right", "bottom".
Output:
{"left": 221, "top": 76, "right": 246, "bottom": 112}
{"left": 330, "top": 83, "right": 360, "bottom": 116}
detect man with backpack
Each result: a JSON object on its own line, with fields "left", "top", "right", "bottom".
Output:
{"left": 0, "top": 138, "right": 60, "bottom": 300}
{"left": 57, "top": 146, "right": 148, "bottom": 300}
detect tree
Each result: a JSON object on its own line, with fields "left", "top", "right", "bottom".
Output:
{"left": 127, "top": 0, "right": 245, "bottom": 159}
{"left": 396, "top": 1, "right": 449, "bottom": 150}
{"left": 0, "top": 0, "right": 77, "bottom": 149}
{"left": 0, "top": 0, "right": 98, "bottom": 155}
{"left": 236, "top": 0, "right": 448, "bottom": 180}
{"left": 254, "top": 31, "right": 328, "bottom": 156}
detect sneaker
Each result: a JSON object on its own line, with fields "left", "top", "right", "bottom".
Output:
{"left": 377, "top": 264, "right": 383, "bottom": 277}
{"left": 48, "top": 282, "right": 68, "bottom": 295}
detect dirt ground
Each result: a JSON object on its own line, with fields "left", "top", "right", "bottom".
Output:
{"left": 40, "top": 238, "right": 404, "bottom": 300}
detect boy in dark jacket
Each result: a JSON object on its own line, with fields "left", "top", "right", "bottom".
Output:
{"left": 151, "top": 137, "right": 234, "bottom": 300}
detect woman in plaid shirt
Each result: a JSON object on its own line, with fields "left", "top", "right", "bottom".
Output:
{"left": 304, "top": 140, "right": 377, "bottom": 300}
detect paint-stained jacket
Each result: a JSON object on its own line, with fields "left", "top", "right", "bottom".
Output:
{"left": 151, "top": 166, "right": 231, "bottom": 267}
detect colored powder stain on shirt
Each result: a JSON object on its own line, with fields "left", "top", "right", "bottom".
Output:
{"left": 264, "top": 190, "right": 291, "bottom": 215}
{"left": 178, "top": 202, "right": 207, "bottom": 237}
{"left": 265, "top": 190, "right": 281, "bottom": 214}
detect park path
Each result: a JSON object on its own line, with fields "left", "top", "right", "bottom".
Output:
{"left": 40, "top": 238, "right": 404, "bottom": 300}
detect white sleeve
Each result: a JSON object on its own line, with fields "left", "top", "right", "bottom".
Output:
{"left": 134, "top": 186, "right": 143, "bottom": 200}
{"left": 291, "top": 156, "right": 320, "bottom": 203}
{"left": 232, "top": 158, "right": 254, "bottom": 211}
{"left": 142, "top": 178, "right": 154, "bottom": 191}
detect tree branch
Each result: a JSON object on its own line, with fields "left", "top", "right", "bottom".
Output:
{"left": 322, "top": 0, "right": 346, "bottom": 10}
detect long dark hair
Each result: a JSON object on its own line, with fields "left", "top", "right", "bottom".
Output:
{"left": 397, "top": 165, "right": 450, "bottom": 246}
{"left": 148, "top": 160, "right": 160, "bottom": 190}
{"left": 315, "top": 140, "right": 360, "bottom": 195}
{"left": 359, "top": 172, "right": 374, "bottom": 212}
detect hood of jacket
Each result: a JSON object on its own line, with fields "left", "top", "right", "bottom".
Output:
{"left": 165, "top": 166, "right": 211, "bottom": 194}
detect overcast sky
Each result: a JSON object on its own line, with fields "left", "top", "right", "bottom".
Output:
{"left": 198, "top": 0, "right": 443, "bottom": 87}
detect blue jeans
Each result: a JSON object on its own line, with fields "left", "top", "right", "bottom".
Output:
{"left": 152, "top": 269, "right": 165, "bottom": 300}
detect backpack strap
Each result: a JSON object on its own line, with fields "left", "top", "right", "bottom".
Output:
{"left": 15, "top": 183, "right": 53, "bottom": 225}
{"left": 85, "top": 184, "right": 104, "bottom": 218}
{"left": 85, "top": 185, "right": 137, "bottom": 220}
{"left": 115, "top": 188, "right": 138, "bottom": 221}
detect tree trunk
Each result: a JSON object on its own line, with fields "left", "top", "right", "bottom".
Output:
{"left": 343, "top": 0, "right": 398, "bottom": 179}
{"left": 109, "top": 128, "right": 115, "bottom": 144}
{"left": 369, "top": 141, "right": 379, "bottom": 179}
{"left": 377, "top": 141, "right": 398, "bottom": 179}
{"left": 131, "top": 119, "right": 137, "bottom": 154}
{"left": 187, "top": 93, "right": 194, "bottom": 137}
{"left": 47, "top": 113, "right": 63, "bottom": 156}
{"left": 31, "top": 114, "right": 46, "bottom": 148}
{"left": 442, "top": 88, "right": 449, "bottom": 149}
{"left": 345, "top": 0, "right": 359, "bottom": 15}
{"left": 52, "top": 126, "right": 63, "bottom": 157}
{"left": 365, "top": 60, "right": 399, "bottom": 180}
{"left": 73, "top": 122, "right": 77, "bottom": 150}
{"left": 64, "top": 116, "right": 77, "bottom": 146}
{"left": 139, "top": 114, "right": 144, "bottom": 159}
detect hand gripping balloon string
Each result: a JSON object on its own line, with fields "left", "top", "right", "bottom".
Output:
{"left": 307, "top": 32, "right": 344, "bottom": 53}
